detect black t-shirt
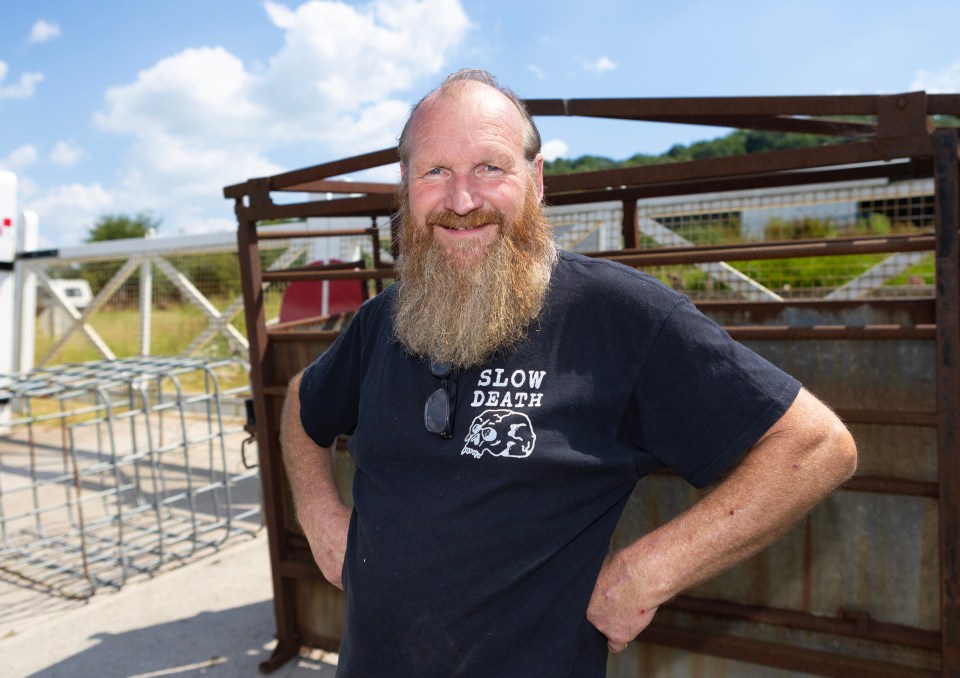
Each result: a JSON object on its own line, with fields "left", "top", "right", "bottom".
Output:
{"left": 300, "top": 250, "right": 801, "bottom": 677}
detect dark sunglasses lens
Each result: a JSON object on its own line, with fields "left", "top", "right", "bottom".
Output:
{"left": 430, "top": 360, "right": 452, "bottom": 379}
{"left": 424, "top": 388, "right": 449, "bottom": 435}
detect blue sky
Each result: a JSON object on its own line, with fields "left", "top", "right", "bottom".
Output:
{"left": 2, "top": 0, "right": 959, "bottom": 247}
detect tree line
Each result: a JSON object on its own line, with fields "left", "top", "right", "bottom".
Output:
{"left": 543, "top": 116, "right": 960, "bottom": 175}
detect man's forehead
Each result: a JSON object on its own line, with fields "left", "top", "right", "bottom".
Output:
{"left": 410, "top": 81, "right": 524, "bottom": 145}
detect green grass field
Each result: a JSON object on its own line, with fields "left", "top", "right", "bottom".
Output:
{"left": 30, "top": 295, "right": 285, "bottom": 393}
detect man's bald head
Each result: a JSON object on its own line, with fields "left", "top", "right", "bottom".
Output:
{"left": 397, "top": 69, "right": 542, "bottom": 171}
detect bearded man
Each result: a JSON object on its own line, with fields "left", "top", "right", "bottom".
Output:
{"left": 281, "top": 70, "right": 857, "bottom": 677}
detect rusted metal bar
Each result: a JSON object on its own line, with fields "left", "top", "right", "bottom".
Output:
{"left": 636, "top": 115, "right": 877, "bottom": 139}
{"left": 843, "top": 475, "right": 939, "bottom": 498}
{"left": 928, "top": 94, "right": 960, "bottom": 115}
{"left": 267, "top": 314, "right": 341, "bottom": 332}
{"left": 589, "top": 114, "right": 876, "bottom": 138}
{"left": 695, "top": 298, "right": 936, "bottom": 325}
{"left": 609, "top": 233, "right": 935, "bottom": 267}
{"left": 261, "top": 268, "right": 394, "bottom": 283}
{"left": 272, "top": 179, "right": 396, "bottom": 195}
{"left": 602, "top": 232, "right": 934, "bottom": 259}
{"left": 276, "top": 260, "right": 368, "bottom": 275}
{"left": 932, "top": 128, "right": 960, "bottom": 678}
{"left": 835, "top": 408, "right": 939, "bottom": 427}
{"left": 669, "top": 595, "right": 940, "bottom": 650}
{"left": 652, "top": 469, "right": 936, "bottom": 498}
{"left": 877, "top": 92, "right": 934, "bottom": 139}
{"left": 621, "top": 198, "right": 638, "bottom": 249}
{"left": 265, "top": 319, "right": 934, "bottom": 344}
{"left": 260, "top": 147, "right": 397, "bottom": 194}
{"left": 370, "top": 217, "right": 384, "bottom": 296}
{"left": 267, "top": 330, "right": 342, "bottom": 343}
{"left": 245, "top": 193, "right": 395, "bottom": 222}
{"left": 528, "top": 91, "right": 954, "bottom": 123}
{"left": 639, "top": 623, "right": 938, "bottom": 677}
{"left": 235, "top": 198, "right": 302, "bottom": 673}
{"left": 525, "top": 95, "right": 887, "bottom": 119}
{"left": 725, "top": 325, "right": 936, "bottom": 341}
{"left": 264, "top": 323, "right": 934, "bottom": 345}
{"left": 277, "top": 558, "right": 322, "bottom": 580}
{"left": 543, "top": 135, "right": 933, "bottom": 197}
{"left": 257, "top": 227, "right": 377, "bottom": 240}
{"left": 609, "top": 231, "right": 935, "bottom": 258}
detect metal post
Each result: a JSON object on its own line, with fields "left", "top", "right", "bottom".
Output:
{"left": 933, "top": 127, "right": 960, "bottom": 677}
{"left": 139, "top": 257, "right": 153, "bottom": 357}
{"left": 234, "top": 192, "right": 300, "bottom": 672}
{"left": 13, "top": 210, "right": 38, "bottom": 373}
{"left": 621, "top": 198, "right": 638, "bottom": 250}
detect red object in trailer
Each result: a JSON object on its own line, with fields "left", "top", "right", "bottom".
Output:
{"left": 278, "top": 259, "right": 365, "bottom": 323}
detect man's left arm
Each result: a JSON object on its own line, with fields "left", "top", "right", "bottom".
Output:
{"left": 587, "top": 387, "right": 857, "bottom": 652}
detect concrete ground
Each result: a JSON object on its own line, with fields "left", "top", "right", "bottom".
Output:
{"left": 0, "top": 396, "right": 337, "bottom": 678}
{"left": 0, "top": 534, "right": 338, "bottom": 678}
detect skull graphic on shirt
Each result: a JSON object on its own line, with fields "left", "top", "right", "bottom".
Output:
{"left": 461, "top": 409, "right": 537, "bottom": 459}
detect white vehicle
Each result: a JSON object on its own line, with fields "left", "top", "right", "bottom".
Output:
{"left": 47, "top": 278, "right": 93, "bottom": 310}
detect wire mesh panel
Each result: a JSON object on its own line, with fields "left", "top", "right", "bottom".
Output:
{"left": 0, "top": 357, "right": 261, "bottom": 599}
{"left": 628, "top": 179, "right": 937, "bottom": 302}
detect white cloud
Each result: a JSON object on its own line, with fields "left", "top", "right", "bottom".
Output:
{"left": 49, "top": 141, "right": 85, "bottom": 167}
{"left": 92, "top": 0, "right": 470, "bottom": 232}
{"left": 29, "top": 19, "right": 62, "bottom": 44}
{"left": 541, "top": 139, "right": 569, "bottom": 162}
{"left": 122, "top": 130, "right": 283, "bottom": 199}
{"left": 911, "top": 62, "right": 960, "bottom": 93}
{"left": 167, "top": 209, "right": 236, "bottom": 237}
{"left": 1, "top": 144, "right": 39, "bottom": 172}
{"left": 23, "top": 183, "right": 115, "bottom": 246}
{"left": 95, "top": 46, "right": 264, "bottom": 141}
{"left": 0, "top": 61, "right": 44, "bottom": 99}
{"left": 528, "top": 64, "right": 545, "bottom": 81}
{"left": 584, "top": 56, "right": 617, "bottom": 74}
{"left": 94, "top": 0, "right": 470, "bottom": 146}
{"left": 14, "top": 0, "right": 472, "bottom": 246}
{"left": 259, "top": 0, "right": 470, "bottom": 128}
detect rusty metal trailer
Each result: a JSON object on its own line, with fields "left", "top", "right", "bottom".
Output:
{"left": 225, "top": 91, "right": 960, "bottom": 676}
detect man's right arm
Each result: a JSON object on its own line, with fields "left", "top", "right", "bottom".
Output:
{"left": 280, "top": 370, "right": 351, "bottom": 589}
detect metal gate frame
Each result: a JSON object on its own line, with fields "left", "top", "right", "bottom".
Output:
{"left": 226, "top": 91, "right": 960, "bottom": 676}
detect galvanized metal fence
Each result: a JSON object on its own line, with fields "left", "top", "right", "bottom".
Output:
{"left": 0, "top": 356, "right": 260, "bottom": 599}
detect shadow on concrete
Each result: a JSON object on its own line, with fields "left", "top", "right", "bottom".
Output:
{"left": 18, "top": 600, "right": 337, "bottom": 678}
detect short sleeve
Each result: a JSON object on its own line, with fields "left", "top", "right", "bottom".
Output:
{"left": 298, "top": 314, "right": 367, "bottom": 449}
{"left": 624, "top": 298, "right": 800, "bottom": 488}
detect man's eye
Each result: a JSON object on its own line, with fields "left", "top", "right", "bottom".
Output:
{"left": 426, "top": 168, "right": 442, "bottom": 176}
{"left": 483, "top": 165, "right": 501, "bottom": 173}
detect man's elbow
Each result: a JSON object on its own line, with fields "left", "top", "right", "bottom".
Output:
{"left": 820, "top": 415, "right": 858, "bottom": 487}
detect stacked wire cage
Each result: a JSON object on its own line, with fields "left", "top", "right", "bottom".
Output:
{"left": 0, "top": 356, "right": 261, "bottom": 599}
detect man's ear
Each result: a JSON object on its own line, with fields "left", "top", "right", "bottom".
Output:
{"left": 533, "top": 154, "right": 545, "bottom": 201}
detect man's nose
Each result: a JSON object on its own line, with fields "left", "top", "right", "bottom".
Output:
{"left": 443, "top": 174, "right": 483, "bottom": 215}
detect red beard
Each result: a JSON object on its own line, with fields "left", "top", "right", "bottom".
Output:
{"left": 392, "top": 180, "right": 558, "bottom": 368}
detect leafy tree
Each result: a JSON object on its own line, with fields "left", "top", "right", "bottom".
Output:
{"left": 80, "top": 212, "right": 162, "bottom": 300}
{"left": 85, "top": 211, "right": 161, "bottom": 242}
